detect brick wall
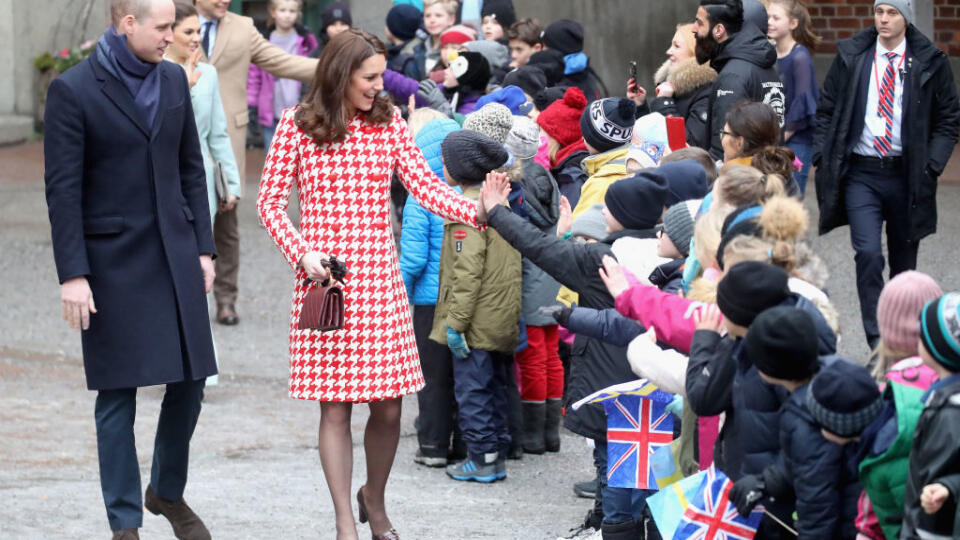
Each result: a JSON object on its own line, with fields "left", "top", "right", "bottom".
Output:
{"left": 807, "top": 0, "right": 960, "bottom": 56}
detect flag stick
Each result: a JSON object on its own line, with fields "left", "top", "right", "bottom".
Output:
{"left": 763, "top": 509, "right": 798, "bottom": 536}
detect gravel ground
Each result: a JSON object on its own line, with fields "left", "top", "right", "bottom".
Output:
{"left": 1, "top": 142, "right": 958, "bottom": 539}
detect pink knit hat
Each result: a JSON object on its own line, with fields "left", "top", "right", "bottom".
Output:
{"left": 877, "top": 271, "right": 943, "bottom": 354}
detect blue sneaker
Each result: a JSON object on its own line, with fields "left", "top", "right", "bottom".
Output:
{"left": 445, "top": 453, "right": 503, "bottom": 483}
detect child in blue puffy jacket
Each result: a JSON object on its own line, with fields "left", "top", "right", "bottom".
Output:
{"left": 399, "top": 111, "right": 464, "bottom": 468}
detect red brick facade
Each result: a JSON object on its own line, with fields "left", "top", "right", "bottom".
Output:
{"left": 806, "top": 0, "right": 960, "bottom": 56}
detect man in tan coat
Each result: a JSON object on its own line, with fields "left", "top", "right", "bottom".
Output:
{"left": 194, "top": 0, "right": 317, "bottom": 324}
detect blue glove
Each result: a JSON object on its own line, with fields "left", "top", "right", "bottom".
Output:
{"left": 446, "top": 325, "right": 470, "bottom": 359}
{"left": 666, "top": 395, "right": 684, "bottom": 419}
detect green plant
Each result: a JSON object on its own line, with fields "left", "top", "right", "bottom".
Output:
{"left": 34, "top": 40, "right": 96, "bottom": 74}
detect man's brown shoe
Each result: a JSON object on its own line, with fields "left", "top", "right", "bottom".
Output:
{"left": 216, "top": 304, "right": 239, "bottom": 325}
{"left": 144, "top": 485, "right": 211, "bottom": 540}
{"left": 111, "top": 530, "right": 139, "bottom": 540}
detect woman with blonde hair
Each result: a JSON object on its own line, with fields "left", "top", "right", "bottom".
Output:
{"left": 630, "top": 23, "right": 717, "bottom": 148}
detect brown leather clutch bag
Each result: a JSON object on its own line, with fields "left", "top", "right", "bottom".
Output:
{"left": 298, "top": 281, "right": 344, "bottom": 331}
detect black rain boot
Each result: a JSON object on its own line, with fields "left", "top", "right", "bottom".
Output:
{"left": 544, "top": 398, "right": 562, "bottom": 452}
{"left": 601, "top": 518, "right": 640, "bottom": 540}
{"left": 521, "top": 402, "right": 546, "bottom": 454}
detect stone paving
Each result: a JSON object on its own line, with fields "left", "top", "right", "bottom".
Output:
{"left": 2, "top": 142, "right": 959, "bottom": 539}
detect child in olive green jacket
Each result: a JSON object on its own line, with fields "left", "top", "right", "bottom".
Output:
{"left": 429, "top": 130, "right": 523, "bottom": 483}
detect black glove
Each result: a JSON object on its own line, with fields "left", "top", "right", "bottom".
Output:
{"left": 538, "top": 305, "right": 572, "bottom": 326}
{"left": 730, "top": 474, "right": 766, "bottom": 518}
{"left": 761, "top": 464, "right": 791, "bottom": 499}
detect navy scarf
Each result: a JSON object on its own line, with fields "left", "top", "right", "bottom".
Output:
{"left": 97, "top": 26, "right": 162, "bottom": 129}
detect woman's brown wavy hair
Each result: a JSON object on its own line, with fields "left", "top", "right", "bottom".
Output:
{"left": 296, "top": 29, "right": 394, "bottom": 144}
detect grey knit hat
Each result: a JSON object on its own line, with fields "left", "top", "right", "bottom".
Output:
{"left": 441, "top": 130, "right": 509, "bottom": 185}
{"left": 661, "top": 199, "right": 700, "bottom": 257}
{"left": 463, "top": 103, "right": 514, "bottom": 144}
{"left": 875, "top": 0, "right": 913, "bottom": 25}
{"left": 505, "top": 116, "right": 541, "bottom": 161}
{"left": 807, "top": 359, "right": 885, "bottom": 438}
{"left": 569, "top": 203, "right": 608, "bottom": 241}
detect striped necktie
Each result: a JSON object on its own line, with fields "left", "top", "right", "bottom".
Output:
{"left": 873, "top": 51, "right": 898, "bottom": 156}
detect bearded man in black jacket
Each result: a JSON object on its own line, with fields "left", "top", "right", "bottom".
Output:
{"left": 694, "top": 0, "right": 786, "bottom": 160}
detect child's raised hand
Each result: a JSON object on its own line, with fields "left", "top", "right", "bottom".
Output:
{"left": 693, "top": 304, "right": 724, "bottom": 333}
{"left": 598, "top": 255, "right": 629, "bottom": 300}
{"left": 921, "top": 483, "right": 950, "bottom": 515}
{"left": 557, "top": 195, "right": 573, "bottom": 237}
{"left": 480, "top": 172, "right": 510, "bottom": 211}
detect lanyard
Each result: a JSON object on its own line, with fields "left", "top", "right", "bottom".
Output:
{"left": 873, "top": 49, "right": 906, "bottom": 97}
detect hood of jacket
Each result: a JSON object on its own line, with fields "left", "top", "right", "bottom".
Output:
{"left": 582, "top": 146, "right": 629, "bottom": 178}
{"left": 464, "top": 40, "right": 512, "bottom": 71}
{"left": 839, "top": 25, "right": 945, "bottom": 72}
{"left": 711, "top": 23, "right": 777, "bottom": 73}
{"left": 654, "top": 58, "right": 719, "bottom": 97}
{"left": 520, "top": 161, "right": 560, "bottom": 229}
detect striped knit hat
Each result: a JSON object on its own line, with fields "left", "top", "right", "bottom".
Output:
{"left": 877, "top": 271, "right": 943, "bottom": 354}
{"left": 920, "top": 292, "right": 960, "bottom": 372}
{"left": 807, "top": 359, "right": 884, "bottom": 438}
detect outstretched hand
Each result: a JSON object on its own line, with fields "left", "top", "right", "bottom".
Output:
{"left": 479, "top": 171, "right": 511, "bottom": 219}
{"left": 598, "top": 255, "right": 629, "bottom": 300}
{"left": 693, "top": 304, "right": 724, "bottom": 333}
{"left": 557, "top": 195, "right": 573, "bottom": 237}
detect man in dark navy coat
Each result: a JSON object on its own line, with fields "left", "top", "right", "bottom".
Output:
{"left": 43, "top": 1, "right": 217, "bottom": 538}
{"left": 813, "top": 2, "right": 959, "bottom": 350}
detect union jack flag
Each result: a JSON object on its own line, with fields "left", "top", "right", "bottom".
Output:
{"left": 673, "top": 465, "right": 763, "bottom": 540}
{"left": 604, "top": 394, "right": 674, "bottom": 490}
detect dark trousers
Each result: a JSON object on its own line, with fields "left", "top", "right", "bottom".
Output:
{"left": 95, "top": 378, "right": 205, "bottom": 530}
{"left": 213, "top": 206, "right": 239, "bottom": 307}
{"left": 452, "top": 348, "right": 511, "bottom": 457}
{"left": 412, "top": 304, "right": 460, "bottom": 458}
{"left": 844, "top": 160, "right": 919, "bottom": 347}
{"left": 592, "top": 440, "right": 654, "bottom": 524}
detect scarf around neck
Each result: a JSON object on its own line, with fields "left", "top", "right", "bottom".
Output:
{"left": 97, "top": 26, "right": 162, "bottom": 129}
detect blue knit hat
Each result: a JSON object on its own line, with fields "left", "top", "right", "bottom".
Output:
{"left": 920, "top": 292, "right": 960, "bottom": 372}
{"left": 807, "top": 358, "right": 884, "bottom": 438}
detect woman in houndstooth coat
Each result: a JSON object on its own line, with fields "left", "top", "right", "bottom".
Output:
{"left": 257, "top": 30, "right": 487, "bottom": 540}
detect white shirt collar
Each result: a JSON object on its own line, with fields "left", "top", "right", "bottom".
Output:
{"left": 197, "top": 13, "right": 219, "bottom": 28}
{"left": 876, "top": 37, "right": 906, "bottom": 58}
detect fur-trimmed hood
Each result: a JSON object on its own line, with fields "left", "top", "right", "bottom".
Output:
{"left": 653, "top": 58, "right": 718, "bottom": 98}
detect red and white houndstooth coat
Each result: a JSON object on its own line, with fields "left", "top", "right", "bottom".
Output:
{"left": 257, "top": 107, "right": 479, "bottom": 402}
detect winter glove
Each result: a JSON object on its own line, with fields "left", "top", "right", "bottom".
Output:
{"left": 417, "top": 80, "right": 453, "bottom": 116}
{"left": 730, "top": 474, "right": 766, "bottom": 518}
{"left": 446, "top": 325, "right": 470, "bottom": 359}
{"left": 538, "top": 305, "right": 572, "bottom": 326}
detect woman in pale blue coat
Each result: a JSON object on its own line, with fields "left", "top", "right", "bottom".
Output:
{"left": 166, "top": 2, "right": 242, "bottom": 224}
{"left": 166, "top": 2, "right": 243, "bottom": 385}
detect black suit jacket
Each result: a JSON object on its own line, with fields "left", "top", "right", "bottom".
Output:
{"left": 44, "top": 55, "right": 217, "bottom": 390}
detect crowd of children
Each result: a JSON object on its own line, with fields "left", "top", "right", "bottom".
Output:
{"left": 250, "top": 0, "right": 959, "bottom": 538}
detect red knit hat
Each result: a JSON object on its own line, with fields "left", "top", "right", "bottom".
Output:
{"left": 536, "top": 87, "right": 587, "bottom": 148}
{"left": 877, "top": 271, "right": 943, "bottom": 354}
{"left": 440, "top": 25, "right": 476, "bottom": 47}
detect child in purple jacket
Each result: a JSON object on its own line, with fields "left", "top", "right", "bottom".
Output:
{"left": 246, "top": 0, "right": 318, "bottom": 150}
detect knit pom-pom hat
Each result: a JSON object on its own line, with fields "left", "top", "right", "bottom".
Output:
{"left": 536, "top": 87, "right": 587, "bottom": 148}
